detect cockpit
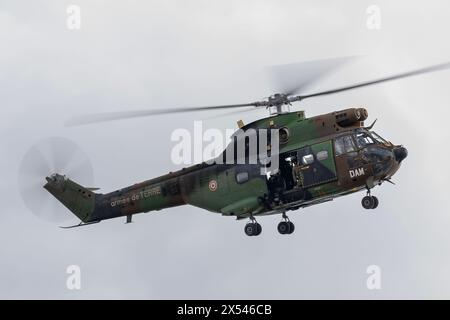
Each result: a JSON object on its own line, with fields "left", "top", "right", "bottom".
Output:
{"left": 334, "top": 129, "right": 390, "bottom": 155}
{"left": 332, "top": 128, "right": 406, "bottom": 181}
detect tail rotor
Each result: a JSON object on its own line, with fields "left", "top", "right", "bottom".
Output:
{"left": 18, "top": 137, "right": 94, "bottom": 223}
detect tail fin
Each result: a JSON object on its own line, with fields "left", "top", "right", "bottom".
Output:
{"left": 44, "top": 174, "right": 96, "bottom": 222}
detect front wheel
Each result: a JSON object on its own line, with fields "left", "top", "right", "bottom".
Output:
{"left": 362, "top": 196, "right": 375, "bottom": 209}
{"left": 372, "top": 196, "right": 379, "bottom": 209}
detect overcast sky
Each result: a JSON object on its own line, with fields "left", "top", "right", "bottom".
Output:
{"left": 1, "top": 0, "right": 450, "bottom": 299}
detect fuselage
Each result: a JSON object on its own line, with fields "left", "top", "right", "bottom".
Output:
{"left": 44, "top": 108, "right": 407, "bottom": 224}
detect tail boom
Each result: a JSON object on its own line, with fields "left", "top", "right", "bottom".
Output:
{"left": 44, "top": 173, "right": 185, "bottom": 223}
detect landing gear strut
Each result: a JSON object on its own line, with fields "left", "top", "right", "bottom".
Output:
{"left": 244, "top": 216, "right": 262, "bottom": 237}
{"left": 362, "top": 189, "right": 379, "bottom": 210}
{"left": 277, "top": 212, "right": 295, "bottom": 235}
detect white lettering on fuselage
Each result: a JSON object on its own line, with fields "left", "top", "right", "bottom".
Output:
{"left": 110, "top": 186, "right": 161, "bottom": 207}
{"left": 349, "top": 167, "right": 365, "bottom": 178}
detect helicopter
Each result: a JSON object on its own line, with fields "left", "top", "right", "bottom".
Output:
{"left": 40, "top": 59, "right": 450, "bottom": 236}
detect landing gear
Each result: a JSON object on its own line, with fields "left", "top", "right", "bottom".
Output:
{"left": 277, "top": 212, "right": 295, "bottom": 235}
{"left": 277, "top": 221, "right": 294, "bottom": 234}
{"left": 372, "top": 196, "right": 379, "bottom": 209}
{"left": 244, "top": 216, "right": 262, "bottom": 236}
{"left": 362, "top": 190, "right": 379, "bottom": 210}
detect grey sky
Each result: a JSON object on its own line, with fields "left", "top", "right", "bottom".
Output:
{"left": 1, "top": 0, "right": 450, "bottom": 299}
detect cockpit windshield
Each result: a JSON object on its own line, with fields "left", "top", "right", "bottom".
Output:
{"left": 354, "top": 131, "right": 375, "bottom": 148}
{"left": 370, "top": 131, "right": 389, "bottom": 144}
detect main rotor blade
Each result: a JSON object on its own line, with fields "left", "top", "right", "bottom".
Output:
{"left": 291, "top": 61, "right": 450, "bottom": 101}
{"left": 65, "top": 102, "right": 266, "bottom": 126}
{"left": 268, "top": 55, "right": 359, "bottom": 96}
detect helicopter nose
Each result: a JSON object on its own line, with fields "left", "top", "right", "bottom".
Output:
{"left": 393, "top": 146, "right": 408, "bottom": 163}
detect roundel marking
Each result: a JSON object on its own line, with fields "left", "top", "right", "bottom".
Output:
{"left": 208, "top": 179, "right": 218, "bottom": 192}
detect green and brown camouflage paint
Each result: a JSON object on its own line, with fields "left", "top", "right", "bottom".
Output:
{"left": 44, "top": 107, "right": 405, "bottom": 223}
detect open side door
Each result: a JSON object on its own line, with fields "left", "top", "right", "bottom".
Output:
{"left": 294, "top": 140, "right": 338, "bottom": 188}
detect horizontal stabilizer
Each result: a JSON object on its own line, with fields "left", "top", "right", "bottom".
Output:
{"left": 60, "top": 220, "right": 101, "bottom": 229}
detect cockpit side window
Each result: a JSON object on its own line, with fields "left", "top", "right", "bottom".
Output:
{"left": 354, "top": 132, "right": 374, "bottom": 148}
{"left": 334, "top": 137, "right": 344, "bottom": 155}
{"left": 334, "top": 135, "right": 356, "bottom": 155}
{"left": 343, "top": 135, "right": 356, "bottom": 153}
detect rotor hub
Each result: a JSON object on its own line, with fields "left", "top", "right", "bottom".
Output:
{"left": 267, "top": 93, "right": 290, "bottom": 107}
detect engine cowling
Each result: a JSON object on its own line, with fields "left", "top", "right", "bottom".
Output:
{"left": 334, "top": 108, "right": 368, "bottom": 127}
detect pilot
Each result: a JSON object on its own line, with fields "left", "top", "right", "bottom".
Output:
{"left": 356, "top": 135, "right": 367, "bottom": 148}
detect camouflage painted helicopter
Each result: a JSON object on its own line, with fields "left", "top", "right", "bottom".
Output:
{"left": 42, "top": 61, "right": 450, "bottom": 236}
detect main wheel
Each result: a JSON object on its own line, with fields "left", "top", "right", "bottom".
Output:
{"left": 362, "top": 196, "right": 375, "bottom": 209}
{"left": 372, "top": 196, "right": 379, "bottom": 209}
{"left": 287, "top": 221, "right": 295, "bottom": 234}
{"left": 277, "top": 221, "right": 289, "bottom": 234}
{"left": 244, "top": 223, "right": 255, "bottom": 236}
{"left": 254, "top": 223, "right": 262, "bottom": 236}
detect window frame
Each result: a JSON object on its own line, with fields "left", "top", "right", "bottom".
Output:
{"left": 370, "top": 131, "right": 389, "bottom": 144}
{"left": 334, "top": 135, "right": 357, "bottom": 156}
